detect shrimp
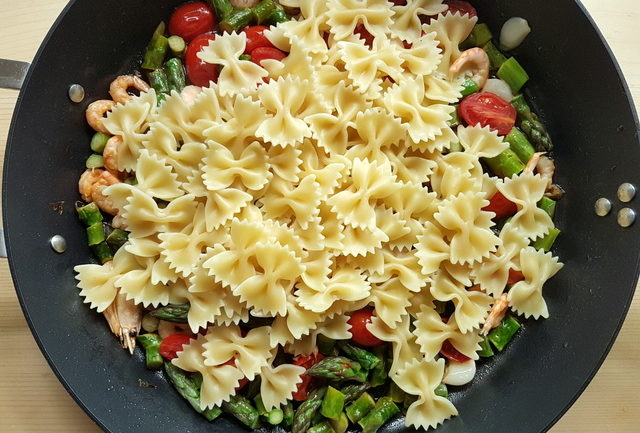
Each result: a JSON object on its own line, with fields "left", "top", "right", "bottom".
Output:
{"left": 85, "top": 100, "right": 115, "bottom": 134}
{"left": 180, "top": 85, "right": 203, "bottom": 106}
{"left": 524, "top": 152, "right": 558, "bottom": 191}
{"left": 103, "top": 290, "right": 142, "bottom": 355}
{"left": 109, "top": 75, "right": 151, "bottom": 105}
{"left": 450, "top": 47, "right": 490, "bottom": 88}
{"left": 78, "top": 168, "right": 121, "bottom": 215}
{"left": 103, "top": 135, "right": 122, "bottom": 172}
{"left": 481, "top": 294, "right": 509, "bottom": 335}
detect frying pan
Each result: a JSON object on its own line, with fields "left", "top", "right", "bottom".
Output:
{"left": 2, "top": 0, "right": 639, "bottom": 432}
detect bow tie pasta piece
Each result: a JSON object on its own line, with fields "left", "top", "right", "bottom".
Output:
{"left": 368, "top": 315, "right": 422, "bottom": 375}
{"left": 296, "top": 267, "right": 371, "bottom": 313}
{"left": 203, "top": 188, "right": 253, "bottom": 232}
{"left": 318, "top": 203, "right": 346, "bottom": 252}
{"left": 423, "top": 75, "right": 463, "bottom": 103}
{"left": 384, "top": 147, "right": 436, "bottom": 185}
{"left": 286, "top": 314, "right": 353, "bottom": 356}
{"left": 400, "top": 31, "right": 443, "bottom": 76}
{"left": 497, "top": 173, "right": 555, "bottom": 241}
{"left": 383, "top": 76, "right": 455, "bottom": 144}
{"left": 197, "top": 32, "right": 268, "bottom": 96}
{"left": 259, "top": 359, "right": 305, "bottom": 411}
{"left": 185, "top": 254, "right": 233, "bottom": 332}
{"left": 422, "top": 12, "right": 478, "bottom": 75}
{"left": 75, "top": 247, "right": 141, "bottom": 312}
{"left": 173, "top": 334, "right": 245, "bottom": 409}
{"left": 102, "top": 89, "right": 157, "bottom": 172}
{"left": 270, "top": 294, "right": 324, "bottom": 347}
{"left": 153, "top": 90, "right": 210, "bottom": 145}
{"left": 369, "top": 278, "right": 414, "bottom": 329}
{"left": 508, "top": 247, "right": 564, "bottom": 319}
{"left": 134, "top": 150, "right": 183, "bottom": 201}
{"left": 457, "top": 125, "right": 510, "bottom": 159}
{"left": 366, "top": 248, "right": 427, "bottom": 293}
{"left": 354, "top": 108, "right": 407, "bottom": 150}
{"left": 434, "top": 191, "right": 500, "bottom": 265}
{"left": 202, "top": 141, "right": 271, "bottom": 192}
{"left": 375, "top": 206, "right": 411, "bottom": 250}
{"left": 326, "top": 0, "right": 394, "bottom": 42}
{"left": 413, "top": 306, "right": 482, "bottom": 360}
{"left": 299, "top": 140, "right": 347, "bottom": 200}
{"left": 202, "top": 95, "right": 268, "bottom": 148}
{"left": 299, "top": 250, "right": 332, "bottom": 291}
{"left": 268, "top": 144, "right": 303, "bottom": 183}
{"left": 125, "top": 237, "right": 182, "bottom": 285}
{"left": 394, "top": 358, "right": 458, "bottom": 430}
{"left": 390, "top": 0, "right": 448, "bottom": 42}
{"left": 277, "top": 0, "right": 330, "bottom": 55}
{"left": 409, "top": 125, "right": 459, "bottom": 153}
{"left": 114, "top": 255, "right": 176, "bottom": 308}
{"left": 430, "top": 152, "right": 485, "bottom": 198}
{"left": 261, "top": 39, "right": 318, "bottom": 84}
{"left": 258, "top": 175, "right": 322, "bottom": 229}
{"left": 415, "top": 222, "right": 451, "bottom": 278}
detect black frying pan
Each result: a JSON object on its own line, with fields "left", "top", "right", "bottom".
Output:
{"left": 3, "top": 1, "right": 639, "bottom": 432}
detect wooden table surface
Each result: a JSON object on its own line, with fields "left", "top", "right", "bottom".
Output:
{"left": 0, "top": 1, "right": 638, "bottom": 432}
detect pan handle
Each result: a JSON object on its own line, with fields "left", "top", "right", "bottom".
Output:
{"left": 0, "top": 59, "right": 30, "bottom": 90}
{"left": 0, "top": 59, "right": 30, "bottom": 258}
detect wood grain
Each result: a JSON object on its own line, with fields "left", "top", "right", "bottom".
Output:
{"left": 0, "top": 1, "right": 638, "bottom": 432}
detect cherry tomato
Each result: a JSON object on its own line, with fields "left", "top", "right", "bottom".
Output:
{"left": 292, "top": 353, "right": 325, "bottom": 401}
{"left": 292, "top": 375, "right": 314, "bottom": 401}
{"left": 459, "top": 92, "right": 517, "bottom": 135}
{"left": 440, "top": 340, "right": 471, "bottom": 363}
{"left": 444, "top": 1, "right": 478, "bottom": 18}
{"left": 483, "top": 191, "right": 518, "bottom": 220}
{"left": 354, "top": 24, "right": 375, "bottom": 47}
{"left": 168, "top": 2, "right": 216, "bottom": 43}
{"left": 390, "top": 0, "right": 407, "bottom": 5}
{"left": 222, "top": 359, "right": 249, "bottom": 390}
{"left": 507, "top": 269, "right": 525, "bottom": 285}
{"left": 244, "top": 26, "right": 274, "bottom": 53}
{"left": 251, "top": 47, "right": 287, "bottom": 66}
{"left": 348, "top": 308, "right": 384, "bottom": 347}
{"left": 185, "top": 33, "right": 218, "bottom": 87}
{"left": 159, "top": 334, "right": 193, "bottom": 360}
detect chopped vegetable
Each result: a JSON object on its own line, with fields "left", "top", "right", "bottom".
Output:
{"left": 268, "top": 8, "right": 290, "bottom": 24}
{"left": 86, "top": 222, "right": 106, "bottom": 246}
{"left": 185, "top": 33, "right": 218, "bottom": 86}
{"left": 338, "top": 342, "right": 381, "bottom": 370}
{"left": 483, "top": 191, "right": 518, "bottom": 220}
{"left": 169, "top": 2, "right": 216, "bottom": 43}
{"left": 293, "top": 387, "right": 327, "bottom": 433}
{"left": 142, "top": 22, "right": 169, "bottom": 70}
{"left": 208, "top": 0, "right": 234, "bottom": 20}
{"left": 136, "top": 333, "right": 163, "bottom": 369}
{"left": 460, "top": 91, "right": 517, "bottom": 135}
{"left": 340, "top": 383, "right": 370, "bottom": 405}
{"left": 159, "top": 333, "right": 192, "bottom": 360}
{"left": 434, "top": 384, "right": 449, "bottom": 398}
{"left": 448, "top": 105, "right": 461, "bottom": 127}
{"left": 219, "top": 9, "right": 254, "bottom": 33}
{"left": 317, "top": 335, "right": 337, "bottom": 356}
{"left": 76, "top": 202, "right": 103, "bottom": 226}
{"left": 321, "top": 386, "right": 346, "bottom": 420}
{"left": 283, "top": 401, "right": 294, "bottom": 428}
{"left": 461, "top": 23, "right": 493, "bottom": 49}
{"left": 510, "top": 94, "right": 554, "bottom": 151}
{"left": 151, "top": 303, "right": 190, "bottom": 323}
{"left": 243, "top": 25, "right": 274, "bottom": 53}
{"left": 388, "top": 381, "right": 406, "bottom": 403}
{"left": 168, "top": 35, "right": 186, "bottom": 58}
{"left": 488, "top": 316, "right": 521, "bottom": 351}
{"left": 239, "top": 53, "right": 252, "bottom": 61}
{"left": 254, "top": 394, "right": 267, "bottom": 416}
{"left": 484, "top": 148, "right": 525, "bottom": 178}
{"left": 222, "top": 395, "right": 261, "bottom": 429}
{"left": 329, "top": 412, "right": 349, "bottom": 433}
{"left": 308, "top": 421, "right": 336, "bottom": 433}
{"left": 477, "top": 336, "right": 495, "bottom": 358}
{"left": 538, "top": 197, "right": 557, "bottom": 218}
{"left": 164, "top": 362, "right": 223, "bottom": 421}
{"left": 105, "top": 229, "right": 128, "bottom": 252}
{"left": 368, "top": 345, "right": 388, "bottom": 387}
{"left": 251, "top": 0, "right": 279, "bottom": 25}
{"left": 90, "top": 132, "right": 110, "bottom": 153}
{"left": 483, "top": 41, "right": 508, "bottom": 69}
{"left": 345, "top": 392, "right": 375, "bottom": 423}
{"left": 506, "top": 126, "right": 535, "bottom": 164}
{"left": 292, "top": 352, "right": 324, "bottom": 401}
{"left": 148, "top": 68, "right": 171, "bottom": 98}
{"left": 497, "top": 57, "right": 529, "bottom": 93}
{"left": 460, "top": 78, "right": 480, "bottom": 97}
{"left": 85, "top": 154, "right": 104, "bottom": 169}
{"left": 266, "top": 407, "right": 284, "bottom": 425}
{"left": 306, "top": 356, "right": 367, "bottom": 382}
{"left": 358, "top": 397, "right": 400, "bottom": 433}
{"left": 500, "top": 17, "right": 531, "bottom": 51}
{"left": 91, "top": 242, "right": 113, "bottom": 264}
{"left": 165, "top": 58, "right": 187, "bottom": 93}
{"left": 533, "top": 228, "right": 561, "bottom": 252}
{"left": 348, "top": 308, "right": 384, "bottom": 347}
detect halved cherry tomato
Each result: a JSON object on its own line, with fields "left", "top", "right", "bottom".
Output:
{"left": 459, "top": 92, "right": 517, "bottom": 135}
{"left": 169, "top": 2, "right": 216, "bottom": 43}
{"left": 159, "top": 334, "right": 193, "bottom": 360}
{"left": 185, "top": 33, "right": 218, "bottom": 87}
{"left": 222, "top": 359, "right": 249, "bottom": 390}
{"left": 507, "top": 269, "right": 525, "bottom": 285}
{"left": 440, "top": 340, "right": 471, "bottom": 363}
{"left": 444, "top": 1, "right": 478, "bottom": 18}
{"left": 244, "top": 25, "right": 274, "bottom": 53}
{"left": 251, "top": 47, "right": 287, "bottom": 66}
{"left": 354, "top": 24, "right": 375, "bottom": 47}
{"left": 483, "top": 191, "right": 518, "bottom": 220}
{"left": 292, "top": 353, "right": 325, "bottom": 401}
{"left": 348, "top": 308, "right": 384, "bottom": 347}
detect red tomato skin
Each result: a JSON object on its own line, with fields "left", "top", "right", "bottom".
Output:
{"left": 507, "top": 269, "right": 525, "bottom": 285}
{"left": 444, "top": 1, "right": 478, "bottom": 17}
{"left": 440, "top": 339, "right": 471, "bottom": 363}
{"left": 483, "top": 191, "right": 518, "bottom": 220}
{"left": 354, "top": 24, "right": 375, "bottom": 47}
{"left": 244, "top": 26, "right": 274, "bottom": 53}
{"left": 159, "top": 334, "right": 193, "bottom": 360}
{"left": 348, "top": 308, "right": 384, "bottom": 347}
{"left": 185, "top": 33, "right": 218, "bottom": 87}
{"left": 292, "top": 353, "right": 325, "bottom": 401}
{"left": 459, "top": 92, "right": 517, "bottom": 135}
{"left": 169, "top": 2, "right": 216, "bottom": 43}
{"left": 251, "top": 47, "right": 287, "bottom": 66}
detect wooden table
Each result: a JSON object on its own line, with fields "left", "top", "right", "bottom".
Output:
{"left": 0, "top": 1, "right": 638, "bottom": 431}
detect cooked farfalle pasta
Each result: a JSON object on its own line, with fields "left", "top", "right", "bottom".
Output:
{"left": 75, "top": 2, "right": 565, "bottom": 430}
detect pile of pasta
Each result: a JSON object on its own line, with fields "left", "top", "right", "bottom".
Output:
{"left": 75, "top": 0, "right": 563, "bottom": 429}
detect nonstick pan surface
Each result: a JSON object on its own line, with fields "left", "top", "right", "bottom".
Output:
{"left": 3, "top": 1, "right": 639, "bottom": 432}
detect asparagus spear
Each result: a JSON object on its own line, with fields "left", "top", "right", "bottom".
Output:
{"left": 434, "top": 384, "right": 449, "bottom": 398}
{"left": 86, "top": 222, "right": 106, "bottom": 246}
{"left": 484, "top": 148, "right": 525, "bottom": 178}
{"left": 345, "top": 392, "right": 376, "bottom": 423}
{"left": 76, "top": 202, "right": 103, "bottom": 226}
{"left": 164, "top": 362, "right": 222, "bottom": 421}
{"left": 219, "top": 9, "right": 253, "bottom": 33}
{"left": 106, "top": 229, "right": 128, "bottom": 252}
{"left": 282, "top": 401, "right": 294, "bottom": 428}
{"left": 337, "top": 343, "right": 381, "bottom": 371}
{"left": 208, "top": 0, "right": 234, "bottom": 20}
{"left": 268, "top": 8, "right": 290, "bottom": 24}
{"left": 150, "top": 303, "right": 190, "bottom": 322}
{"left": 92, "top": 242, "right": 113, "bottom": 264}
{"left": 305, "top": 356, "right": 367, "bottom": 382}
{"left": 511, "top": 94, "right": 554, "bottom": 151}
{"left": 321, "top": 386, "right": 346, "bottom": 420}
{"left": 340, "top": 383, "right": 370, "bottom": 405}
{"left": 165, "top": 58, "right": 186, "bottom": 93}
{"left": 252, "top": 0, "right": 278, "bottom": 25}
{"left": 136, "top": 334, "right": 163, "bottom": 369}
{"left": 329, "top": 412, "right": 349, "bottom": 433}
{"left": 222, "top": 395, "right": 261, "bottom": 429}
{"left": 368, "top": 346, "right": 388, "bottom": 387}
{"left": 168, "top": 35, "right": 186, "bottom": 58}
{"left": 308, "top": 421, "right": 336, "bottom": 433}
{"left": 142, "top": 22, "right": 169, "bottom": 70}
{"left": 292, "top": 387, "right": 327, "bottom": 433}
{"left": 358, "top": 397, "right": 400, "bottom": 433}
{"left": 90, "top": 132, "right": 110, "bottom": 153}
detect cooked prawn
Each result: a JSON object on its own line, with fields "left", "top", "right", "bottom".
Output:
{"left": 103, "top": 290, "right": 142, "bottom": 355}
{"left": 78, "top": 168, "right": 121, "bottom": 215}
{"left": 482, "top": 294, "right": 509, "bottom": 335}
{"left": 180, "top": 85, "right": 203, "bottom": 106}
{"left": 109, "top": 75, "right": 150, "bottom": 104}
{"left": 450, "top": 47, "right": 490, "bottom": 88}
{"left": 85, "top": 100, "right": 116, "bottom": 134}
{"left": 103, "top": 135, "right": 122, "bottom": 172}
{"left": 524, "top": 152, "right": 556, "bottom": 190}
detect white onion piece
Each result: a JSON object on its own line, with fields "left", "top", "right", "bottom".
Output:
{"left": 500, "top": 17, "right": 531, "bottom": 51}
{"left": 483, "top": 79, "right": 514, "bottom": 102}
{"left": 443, "top": 359, "right": 476, "bottom": 386}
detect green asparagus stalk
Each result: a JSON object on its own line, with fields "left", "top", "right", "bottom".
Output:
{"left": 149, "top": 68, "right": 171, "bottom": 97}
{"left": 92, "top": 242, "right": 113, "bottom": 264}
{"left": 208, "top": 0, "right": 234, "bottom": 20}
{"left": 165, "top": 58, "right": 186, "bottom": 93}
{"left": 254, "top": 394, "right": 267, "bottom": 416}
{"left": 483, "top": 41, "right": 508, "bottom": 69}
{"left": 329, "top": 412, "right": 349, "bottom": 433}
{"left": 388, "top": 381, "right": 406, "bottom": 403}
{"left": 90, "top": 132, "right": 110, "bottom": 153}
{"left": 266, "top": 408, "right": 284, "bottom": 425}
{"left": 358, "top": 397, "right": 400, "bottom": 433}
{"left": 403, "top": 393, "right": 418, "bottom": 411}
{"left": 168, "top": 35, "right": 186, "bottom": 58}
{"left": 488, "top": 316, "right": 521, "bottom": 351}
{"left": 505, "top": 127, "right": 535, "bottom": 164}
{"left": 268, "top": 8, "right": 290, "bottom": 24}
{"left": 460, "top": 78, "right": 480, "bottom": 97}
{"left": 244, "top": 377, "right": 262, "bottom": 400}
{"left": 533, "top": 228, "right": 561, "bottom": 252}
{"left": 283, "top": 401, "right": 294, "bottom": 428}
{"left": 292, "top": 387, "right": 327, "bottom": 433}
{"left": 461, "top": 23, "right": 493, "bottom": 49}
{"left": 434, "top": 384, "right": 449, "bottom": 398}
{"left": 321, "top": 386, "right": 346, "bottom": 420}
{"left": 477, "top": 335, "right": 495, "bottom": 358}
{"left": 317, "top": 335, "right": 337, "bottom": 356}
{"left": 338, "top": 343, "right": 381, "bottom": 370}
{"left": 86, "top": 223, "right": 106, "bottom": 246}
{"left": 142, "top": 22, "right": 169, "bottom": 70}
{"left": 150, "top": 303, "right": 190, "bottom": 322}
{"left": 219, "top": 9, "right": 254, "bottom": 33}
{"left": 308, "top": 421, "right": 336, "bottom": 433}
{"left": 345, "top": 392, "right": 376, "bottom": 423}
{"left": 340, "top": 383, "right": 369, "bottom": 405}
{"left": 497, "top": 57, "right": 529, "bottom": 93}
{"left": 306, "top": 357, "right": 367, "bottom": 382}
{"left": 368, "top": 346, "right": 388, "bottom": 387}
{"left": 511, "top": 94, "right": 554, "bottom": 151}
{"left": 136, "top": 334, "right": 163, "bottom": 369}
{"left": 484, "top": 148, "right": 525, "bottom": 178}
{"left": 164, "top": 362, "right": 222, "bottom": 421}
{"left": 252, "top": 0, "right": 278, "bottom": 25}
{"left": 76, "top": 202, "right": 103, "bottom": 226}
{"left": 106, "top": 229, "right": 128, "bottom": 252}
{"left": 239, "top": 53, "right": 252, "bottom": 61}
{"left": 538, "top": 197, "right": 557, "bottom": 218}
{"left": 85, "top": 154, "right": 104, "bottom": 169}
{"left": 222, "top": 395, "right": 261, "bottom": 429}
{"left": 448, "top": 105, "right": 461, "bottom": 128}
